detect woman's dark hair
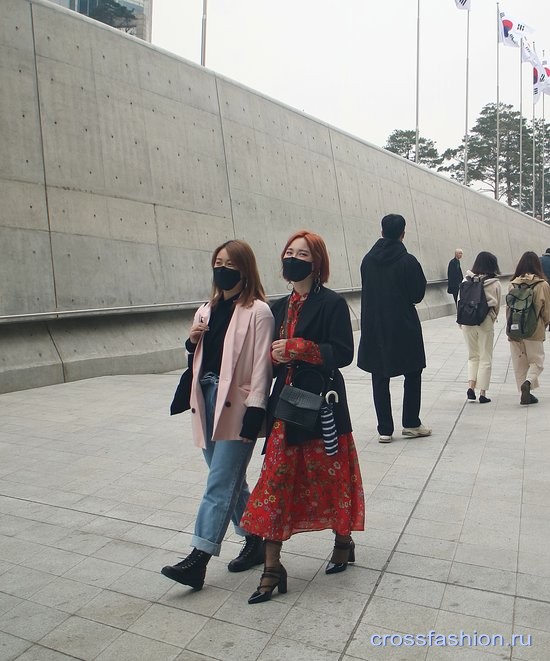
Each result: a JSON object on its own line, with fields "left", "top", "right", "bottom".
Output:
{"left": 512, "top": 251, "right": 546, "bottom": 280}
{"left": 471, "top": 251, "right": 500, "bottom": 277}
{"left": 210, "top": 240, "right": 266, "bottom": 308}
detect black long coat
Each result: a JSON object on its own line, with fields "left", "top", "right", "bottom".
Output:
{"left": 447, "top": 257, "right": 463, "bottom": 295}
{"left": 357, "top": 238, "right": 426, "bottom": 377}
{"left": 267, "top": 286, "right": 354, "bottom": 444}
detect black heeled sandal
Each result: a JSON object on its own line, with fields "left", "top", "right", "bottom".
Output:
{"left": 325, "top": 539, "right": 355, "bottom": 574}
{"left": 248, "top": 565, "right": 287, "bottom": 604}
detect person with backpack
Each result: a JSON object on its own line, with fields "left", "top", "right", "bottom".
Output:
{"left": 458, "top": 252, "right": 501, "bottom": 404}
{"left": 507, "top": 251, "right": 550, "bottom": 405}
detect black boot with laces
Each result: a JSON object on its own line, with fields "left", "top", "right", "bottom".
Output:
{"left": 228, "top": 535, "right": 265, "bottom": 573}
{"left": 161, "top": 548, "right": 211, "bottom": 590}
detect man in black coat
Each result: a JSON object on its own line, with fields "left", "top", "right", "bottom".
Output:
{"left": 447, "top": 248, "right": 463, "bottom": 306}
{"left": 540, "top": 248, "right": 550, "bottom": 283}
{"left": 357, "top": 214, "right": 431, "bottom": 443}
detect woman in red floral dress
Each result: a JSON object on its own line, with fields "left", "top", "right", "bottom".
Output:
{"left": 241, "top": 230, "right": 365, "bottom": 604}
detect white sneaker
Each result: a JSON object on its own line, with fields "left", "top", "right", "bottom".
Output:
{"left": 378, "top": 435, "right": 393, "bottom": 443}
{"left": 402, "top": 424, "right": 432, "bottom": 438}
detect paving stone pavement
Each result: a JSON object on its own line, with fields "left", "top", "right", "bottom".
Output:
{"left": 1, "top": 315, "right": 549, "bottom": 661}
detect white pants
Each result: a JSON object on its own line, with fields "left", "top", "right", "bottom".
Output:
{"left": 509, "top": 339, "right": 545, "bottom": 391}
{"left": 462, "top": 316, "right": 494, "bottom": 391}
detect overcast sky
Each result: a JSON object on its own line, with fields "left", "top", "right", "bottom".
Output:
{"left": 151, "top": 1, "right": 550, "bottom": 154}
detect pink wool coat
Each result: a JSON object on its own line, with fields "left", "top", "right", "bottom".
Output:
{"left": 189, "top": 299, "right": 274, "bottom": 448}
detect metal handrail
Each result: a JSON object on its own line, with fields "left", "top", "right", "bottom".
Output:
{"left": 0, "top": 277, "right": 506, "bottom": 324}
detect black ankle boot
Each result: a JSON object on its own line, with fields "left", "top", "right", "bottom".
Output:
{"left": 228, "top": 535, "right": 265, "bottom": 573}
{"left": 161, "top": 548, "right": 211, "bottom": 590}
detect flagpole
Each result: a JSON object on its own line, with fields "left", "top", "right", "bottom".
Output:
{"left": 200, "top": 0, "right": 207, "bottom": 67}
{"left": 543, "top": 92, "right": 546, "bottom": 222}
{"left": 496, "top": 3, "right": 500, "bottom": 200}
{"left": 415, "top": 0, "right": 420, "bottom": 163}
{"left": 533, "top": 98, "right": 536, "bottom": 217}
{"left": 519, "top": 41, "right": 523, "bottom": 212}
{"left": 464, "top": 8, "right": 471, "bottom": 185}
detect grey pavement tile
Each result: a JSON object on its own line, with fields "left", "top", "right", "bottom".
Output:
{"left": 0, "top": 565, "right": 57, "bottom": 599}
{"left": 22, "top": 546, "right": 86, "bottom": 576}
{"left": 517, "top": 551, "right": 550, "bottom": 579}
{"left": 396, "top": 534, "right": 458, "bottom": 562}
{"left": 352, "top": 528, "right": 401, "bottom": 550}
{"left": 160, "top": 583, "right": 232, "bottom": 617}
{"left": 257, "top": 636, "right": 340, "bottom": 661}
{"left": 15, "top": 522, "right": 70, "bottom": 547}
{"left": 296, "top": 582, "right": 369, "bottom": 619}
{"left": 53, "top": 530, "right": 111, "bottom": 556}
{"left": 214, "top": 591, "right": 291, "bottom": 633}
{"left": 76, "top": 589, "right": 151, "bottom": 628}
{"left": 434, "top": 610, "right": 513, "bottom": 652}
{"left": 426, "top": 647, "right": 509, "bottom": 660}
{"left": 516, "top": 573, "right": 550, "bottom": 602}
{"left": 387, "top": 552, "right": 452, "bottom": 582}
{"left": 346, "top": 623, "right": 429, "bottom": 660}
{"left": 448, "top": 562, "right": 517, "bottom": 595}
{"left": 62, "top": 557, "right": 131, "bottom": 588}
{"left": 405, "top": 518, "right": 463, "bottom": 542}
{"left": 129, "top": 603, "right": 208, "bottom": 648}
{"left": 15, "top": 645, "right": 80, "bottom": 660}
{"left": 0, "top": 591, "right": 22, "bottom": 615}
{"left": 79, "top": 515, "right": 136, "bottom": 538}
{"left": 38, "top": 615, "right": 122, "bottom": 659}
{"left": 121, "top": 523, "right": 179, "bottom": 547}
{"left": 0, "top": 536, "right": 45, "bottom": 564}
{"left": 91, "top": 539, "right": 157, "bottom": 567}
{"left": 453, "top": 543, "right": 518, "bottom": 573}
{"left": 440, "top": 584, "right": 515, "bottom": 623}
{"left": 0, "top": 632, "right": 32, "bottom": 661}
{"left": 274, "top": 605, "right": 357, "bottom": 653}
{"left": 187, "top": 619, "right": 270, "bottom": 660}
{"left": 0, "top": 600, "right": 69, "bottom": 642}
{"left": 109, "top": 566, "right": 173, "bottom": 601}
{"left": 375, "top": 573, "right": 445, "bottom": 609}
{"left": 361, "top": 596, "right": 439, "bottom": 635}
{"left": 0, "top": 514, "right": 35, "bottom": 537}
{"left": 311, "top": 564, "right": 380, "bottom": 594}
{"left": 514, "top": 598, "right": 550, "bottom": 633}
{"left": 96, "top": 631, "right": 183, "bottom": 661}
{"left": 29, "top": 577, "right": 103, "bottom": 613}
{"left": 510, "top": 627, "right": 550, "bottom": 660}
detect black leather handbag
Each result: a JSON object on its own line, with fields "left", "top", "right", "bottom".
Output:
{"left": 274, "top": 368, "right": 326, "bottom": 431}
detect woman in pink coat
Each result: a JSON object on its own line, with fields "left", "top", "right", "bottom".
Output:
{"left": 161, "top": 240, "right": 274, "bottom": 591}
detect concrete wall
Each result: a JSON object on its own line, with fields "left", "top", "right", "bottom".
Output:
{"left": 1, "top": 0, "right": 549, "bottom": 393}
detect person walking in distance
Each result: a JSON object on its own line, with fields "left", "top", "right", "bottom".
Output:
{"left": 459, "top": 252, "right": 501, "bottom": 404}
{"left": 161, "top": 240, "right": 274, "bottom": 591}
{"left": 447, "top": 248, "right": 464, "bottom": 307}
{"left": 507, "top": 251, "right": 550, "bottom": 405}
{"left": 358, "top": 214, "right": 431, "bottom": 443}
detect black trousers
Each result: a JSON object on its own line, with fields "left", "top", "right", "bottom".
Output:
{"left": 371, "top": 370, "right": 423, "bottom": 436}
{"left": 451, "top": 291, "right": 458, "bottom": 307}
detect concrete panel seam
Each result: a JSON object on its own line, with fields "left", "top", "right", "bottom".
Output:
{"left": 214, "top": 76, "right": 237, "bottom": 241}
{"left": 328, "top": 128, "right": 354, "bottom": 287}
{"left": 29, "top": 0, "right": 58, "bottom": 311}
{"left": 45, "top": 320, "right": 67, "bottom": 383}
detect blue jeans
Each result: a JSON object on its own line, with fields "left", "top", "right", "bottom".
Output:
{"left": 191, "top": 373, "right": 256, "bottom": 556}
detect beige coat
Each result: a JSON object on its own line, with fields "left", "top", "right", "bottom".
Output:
{"left": 189, "top": 299, "right": 274, "bottom": 448}
{"left": 508, "top": 274, "right": 550, "bottom": 341}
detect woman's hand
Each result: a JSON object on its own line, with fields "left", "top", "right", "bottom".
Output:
{"left": 189, "top": 321, "right": 209, "bottom": 344}
{"left": 271, "top": 339, "right": 292, "bottom": 363}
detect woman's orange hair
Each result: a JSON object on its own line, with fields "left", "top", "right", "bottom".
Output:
{"left": 281, "top": 230, "right": 330, "bottom": 284}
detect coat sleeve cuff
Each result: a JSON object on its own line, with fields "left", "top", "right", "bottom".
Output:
{"left": 240, "top": 406, "right": 265, "bottom": 441}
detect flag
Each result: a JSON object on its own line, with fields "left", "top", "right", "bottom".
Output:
{"left": 521, "top": 39, "right": 540, "bottom": 66}
{"left": 533, "top": 65, "right": 543, "bottom": 105}
{"left": 543, "top": 61, "right": 550, "bottom": 95}
{"left": 454, "top": 0, "right": 471, "bottom": 9}
{"left": 498, "top": 11, "right": 534, "bottom": 48}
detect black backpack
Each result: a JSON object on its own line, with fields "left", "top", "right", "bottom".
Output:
{"left": 457, "top": 276, "right": 490, "bottom": 326}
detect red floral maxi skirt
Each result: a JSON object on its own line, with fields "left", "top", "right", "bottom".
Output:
{"left": 241, "top": 420, "right": 365, "bottom": 541}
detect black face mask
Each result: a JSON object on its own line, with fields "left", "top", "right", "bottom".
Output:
{"left": 282, "top": 257, "right": 313, "bottom": 282}
{"left": 213, "top": 266, "right": 242, "bottom": 291}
